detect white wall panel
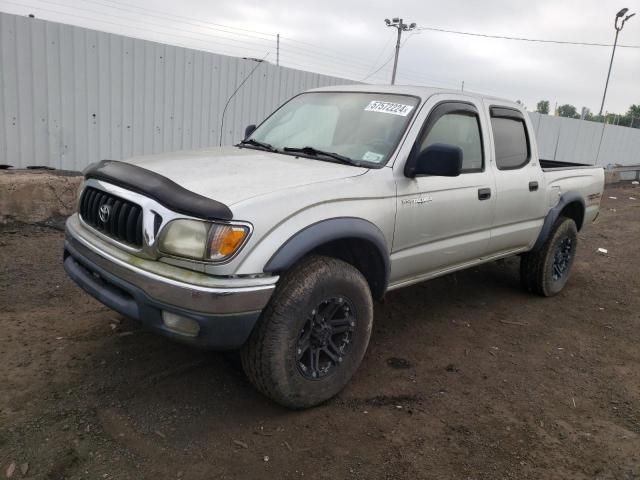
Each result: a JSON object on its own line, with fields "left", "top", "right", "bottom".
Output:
{"left": 2, "top": 11, "right": 639, "bottom": 170}
{"left": 0, "top": 12, "right": 355, "bottom": 169}
{"left": 528, "top": 111, "right": 640, "bottom": 166}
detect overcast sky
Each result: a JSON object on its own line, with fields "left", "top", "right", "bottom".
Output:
{"left": 1, "top": 0, "right": 639, "bottom": 113}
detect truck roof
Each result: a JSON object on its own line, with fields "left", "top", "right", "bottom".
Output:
{"left": 309, "top": 84, "right": 518, "bottom": 108}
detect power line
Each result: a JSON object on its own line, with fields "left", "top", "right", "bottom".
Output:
{"left": 8, "top": 0, "right": 387, "bottom": 79}
{"left": 12, "top": 2, "right": 373, "bottom": 82}
{"left": 416, "top": 25, "right": 640, "bottom": 48}
{"left": 82, "top": 0, "right": 380, "bottom": 78}
{"left": 94, "top": 0, "right": 404, "bottom": 72}
{"left": 360, "top": 31, "right": 420, "bottom": 82}
{"left": 25, "top": 0, "right": 278, "bottom": 50}
{"left": 4, "top": 0, "right": 379, "bottom": 80}
{"left": 58, "top": 0, "right": 385, "bottom": 71}
{"left": 359, "top": 52, "right": 395, "bottom": 82}
{"left": 95, "top": 0, "right": 277, "bottom": 39}
{"left": 276, "top": 42, "right": 379, "bottom": 73}
{"left": 2, "top": 0, "right": 273, "bottom": 57}
{"left": 10, "top": 0, "right": 592, "bottom": 92}
{"left": 360, "top": 30, "right": 396, "bottom": 80}
{"left": 279, "top": 49, "right": 378, "bottom": 80}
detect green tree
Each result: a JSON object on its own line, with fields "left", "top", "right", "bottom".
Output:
{"left": 557, "top": 104, "right": 579, "bottom": 119}
{"left": 626, "top": 105, "right": 640, "bottom": 128}
{"left": 536, "top": 100, "right": 550, "bottom": 114}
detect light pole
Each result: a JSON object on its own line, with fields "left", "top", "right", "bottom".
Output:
{"left": 385, "top": 18, "right": 416, "bottom": 85}
{"left": 598, "top": 8, "right": 635, "bottom": 116}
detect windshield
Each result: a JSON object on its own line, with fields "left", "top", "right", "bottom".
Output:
{"left": 247, "top": 92, "right": 420, "bottom": 166}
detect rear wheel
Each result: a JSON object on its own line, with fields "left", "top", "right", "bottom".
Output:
{"left": 520, "top": 217, "right": 578, "bottom": 297}
{"left": 241, "top": 255, "right": 373, "bottom": 409}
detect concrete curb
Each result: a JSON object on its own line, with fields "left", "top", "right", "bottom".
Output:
{"left": 0, "top": 170, "right": 83, "bottom": 224}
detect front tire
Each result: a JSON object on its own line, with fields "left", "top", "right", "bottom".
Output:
{"left": 241, "top": 255, "right": 373, "bottom": 409}
{"left": 520, "top": 217, "right": 578, "bottom": 297}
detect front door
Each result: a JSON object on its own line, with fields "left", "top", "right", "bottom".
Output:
{"left": 390, "top": 98, "right": 495, "bottom": 286}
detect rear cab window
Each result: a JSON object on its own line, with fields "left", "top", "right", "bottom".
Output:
{"left": 489, "top": 107, "right": 531, "bottom": 170}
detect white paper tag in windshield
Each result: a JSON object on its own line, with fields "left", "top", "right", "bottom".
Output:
{"left": 362, "top": 151, "right": 384, "bottom": 162}
{"left": 365, "top": 100, "right": 414, "bottom": 116}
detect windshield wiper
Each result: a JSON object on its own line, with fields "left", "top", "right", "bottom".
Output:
{"left": 283, "top": 146, "right": 362, "bottom": 166}
{"left": 237, "top": 138, "right": 277, "bottom": 152}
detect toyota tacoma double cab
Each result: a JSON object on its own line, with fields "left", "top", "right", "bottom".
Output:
{"left": 64, "top": 85, "right": 604, "bottom": 408}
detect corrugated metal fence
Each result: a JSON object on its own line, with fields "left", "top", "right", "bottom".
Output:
{"left": 1, "top": 11, "right": 639, "bottom": 170}
{"left": 0, "top": 11, "right": 353, "bottom": 170}
{"left": 529, "top": 112, "right": 640, "bottom": 167}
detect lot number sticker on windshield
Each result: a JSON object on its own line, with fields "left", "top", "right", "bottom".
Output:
{"left": 364, "top": 100, "right": 414, "bottom": 116}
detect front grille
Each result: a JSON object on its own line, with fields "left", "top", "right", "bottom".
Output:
{"left": 79, "top": 187, "right": 143, "bottom": 247}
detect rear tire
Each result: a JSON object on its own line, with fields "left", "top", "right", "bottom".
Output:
{"left": 241, "top": 255, "right": 373, "bottom": 409}
{"left": 520, "top": 217, "right": 578, "bottom": 297}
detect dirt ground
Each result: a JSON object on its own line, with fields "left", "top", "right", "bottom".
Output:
{"left": 1, "top": 184, "right": 639, "bottom": 480}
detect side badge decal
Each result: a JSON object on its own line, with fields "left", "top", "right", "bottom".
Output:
{"left": 401, "top": 197, "right": 433, "bottom": 207}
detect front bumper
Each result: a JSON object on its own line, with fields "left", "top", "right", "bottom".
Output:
{"left": 63, "top": 216, "right": 277, "bottom": 349}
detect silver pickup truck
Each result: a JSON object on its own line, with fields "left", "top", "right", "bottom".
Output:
{"left": 64, "top": 85, "right": 604, "bottom": 408}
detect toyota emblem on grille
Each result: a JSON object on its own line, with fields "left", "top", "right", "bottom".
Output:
{"left": 98, "top": 204, "right": 111, "bottom": 223}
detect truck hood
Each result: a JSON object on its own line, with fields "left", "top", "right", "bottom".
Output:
{"left": 126, "top": 146, "right": 368, "bottom": 206}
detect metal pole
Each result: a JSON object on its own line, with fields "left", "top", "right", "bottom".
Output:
{"left": 599, "top": 28, "right": 619, "bottom": 116}
{"left": 276, "top": 34, "right": 280, "bottom": 66}
{"left": 461, "top": 80, "right": 465, "bottom": 91}
{"left": 391, "top": 20, "right": 402, "bottom": 85}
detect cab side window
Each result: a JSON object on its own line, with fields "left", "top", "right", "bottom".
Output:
{"left": 419, "top": 112, "right": 484, "bottom": 173}
{"left": 490, "top": 109, "right": 530, "bottom": 170}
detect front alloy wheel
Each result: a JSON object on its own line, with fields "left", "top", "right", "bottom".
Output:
{"left": 241, "top": 255, "right": 374, "bottom": 409}
{"left": 296, "top": 297, "right": 356, "bottom": 380}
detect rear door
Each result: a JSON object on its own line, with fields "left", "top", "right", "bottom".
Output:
{"left": 390, "top": 94, "right": 496, "bottom": 286}
{"left": 485, "top": 102, "right": 546, "bottom": 253}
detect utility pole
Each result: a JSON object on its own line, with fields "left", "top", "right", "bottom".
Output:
{"left": 461, "top": 80, "right": 465, "bottom": 91}
{"left": 276, "top": 34, "right": 280, "bottom": 66}
{"left": 599, "top": 8, "right": 635, "bottom": 116}
{"left": 384, "top": 18, "right": 416, "bottom": 85}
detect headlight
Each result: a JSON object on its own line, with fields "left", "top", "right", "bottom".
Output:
{"left": 159, "top": 219, "right": 209, "bottom": 260}
{"left": 158, "top": 219, "right": 249, "bottom": 262}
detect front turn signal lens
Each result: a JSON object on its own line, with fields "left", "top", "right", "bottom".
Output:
{"left": 208, "top": 225, "right": 249, "bottom": 261}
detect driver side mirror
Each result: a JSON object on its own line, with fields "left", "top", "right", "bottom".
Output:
{"left": 405, "top": 143, "right": 462, "bottom": 177}
{"left": 244, "top": 124, "right": 257, "bottom": 139}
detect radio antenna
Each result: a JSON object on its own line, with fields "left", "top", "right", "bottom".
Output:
{"left": 219, "top": 53, "right": 270, "bottom": 146}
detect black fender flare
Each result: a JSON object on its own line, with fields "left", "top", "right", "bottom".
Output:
{"left": 532, "top": 192, "right": 585, "bottom": 251}
{"left": 264, "top": 217, "right": 390, "bottom": 295}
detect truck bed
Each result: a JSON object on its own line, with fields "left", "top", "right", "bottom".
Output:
{"left": 540, "top": 160, "right": 604, "bottom": 227}
{"left": 540, "top": 159, "right": 596, "bottom": 171}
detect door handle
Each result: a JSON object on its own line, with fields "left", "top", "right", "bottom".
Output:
{"left": 478, "top": 188, "right": 492, "bottom": 200}
{"left": 529, "top": 181, "right": 539, "bottom": 192}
